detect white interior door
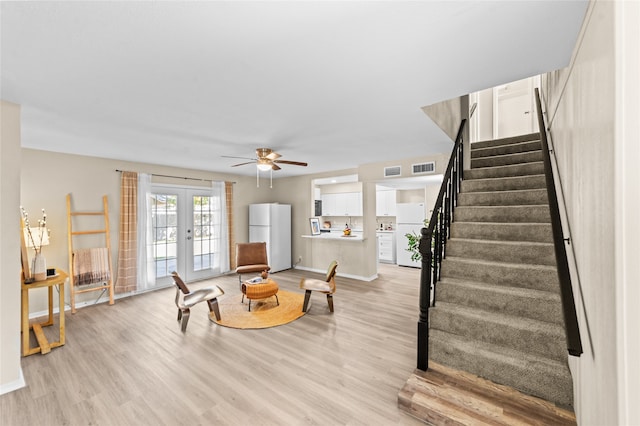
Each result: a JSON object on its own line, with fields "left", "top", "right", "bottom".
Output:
{"left": 149, "top": 186, "right": 221, "bottom": 286}
{"left": 493, "top": 77, "right": 537, "bottom": 138}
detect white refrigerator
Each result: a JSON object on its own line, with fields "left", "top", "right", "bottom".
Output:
{"left": 396, "top": 203, "right": 426, "bottom": 267}
{"left": 249, "top": 203, "right": 292, "bottom": 273}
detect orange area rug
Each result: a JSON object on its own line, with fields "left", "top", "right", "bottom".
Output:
{"left": 211, "top": 289, "right": 306, "bottom": 329}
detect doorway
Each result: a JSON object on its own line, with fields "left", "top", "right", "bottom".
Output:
{"left": 148, "top": 185, "right": 225, "bottom": 287}
{"left": 493, "top": 77, "right": 539, "bottom": 138}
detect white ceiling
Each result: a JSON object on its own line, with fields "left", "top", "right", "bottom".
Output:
{"left": 1, "top": 1, "right": 588, "bottom": 178}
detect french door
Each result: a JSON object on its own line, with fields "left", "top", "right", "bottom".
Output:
{"left": 149, "top": 185, "right": 224, "bottom": 287}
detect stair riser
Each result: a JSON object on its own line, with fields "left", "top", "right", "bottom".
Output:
{"left": 450, "top": 223, "right": 553, "bottom": 243}
{"left": 440, "top": 258, "right": 560, "bottom": 292}
{"left": 471, "top": 141, "right": 541, "bottom": 158}
{"left": 472, "top": 133, "right": 541, "bottom": 149}
{"left": 429, "top": 334, "right": 573, "bottom": 407}
{"left": 457, "top": 190, "right": 548, "bottom": 207}
{"left": 461, "top": 175, "right": 546, "bottom": 192}
{"left": 446, "top": 239, "right": 556, "bottom": 266}
{"left": 454, "top": 205, "right": 551, "bottom": 223}
{"left": 430, "top": 308, "right": 566, "bottom": 361}
{"left": 437, "top": 282, "right": 563, "bottom": 324}
{"left": 465, "top": 162, "right": 545, "bottom": 179}
{"left": 471, "top": 151, "right": 543, "bottom": 169}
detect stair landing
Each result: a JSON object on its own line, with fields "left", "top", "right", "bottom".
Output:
{"left": 398, "top": 362, "right": 576, "bottom": 425}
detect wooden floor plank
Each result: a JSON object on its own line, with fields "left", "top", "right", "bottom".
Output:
{"left": 1, "top": 264, "right": 425, "bottom": 425}
{"left": 399, "top": 362, "right": 576, "bottom": 425}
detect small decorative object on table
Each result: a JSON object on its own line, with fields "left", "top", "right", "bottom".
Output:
{"left": 21, "top": 207, "right": 50, "bottom": 282}
{"left": 261, "top": 270, "right": 269, "bottom": 280}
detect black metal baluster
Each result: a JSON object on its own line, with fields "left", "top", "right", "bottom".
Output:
{"left": 416, "top": 119, "right": 466, "bottom": 371}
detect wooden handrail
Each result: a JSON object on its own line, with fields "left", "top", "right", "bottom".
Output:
{"left": 534, "top": 88, "right": 582, "bottom": 357}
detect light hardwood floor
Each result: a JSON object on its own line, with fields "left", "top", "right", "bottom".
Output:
{"left": 2, "top": 263, "right": 425, "bottom": 425}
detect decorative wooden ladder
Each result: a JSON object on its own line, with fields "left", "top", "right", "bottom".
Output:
{"left": 66, "top": 194, "right": 115, "bottom": 313}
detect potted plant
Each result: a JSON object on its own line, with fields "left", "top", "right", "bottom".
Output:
{"left": 404, "top": 218, "right": 428, "bottom": 262}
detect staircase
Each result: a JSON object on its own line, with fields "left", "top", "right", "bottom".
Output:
{"left": 399, "top": 133, "right": 575, "bottom": 423}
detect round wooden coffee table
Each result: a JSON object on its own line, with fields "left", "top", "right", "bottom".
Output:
{"left": 241, "top": 279, "right": 279, "bottom": 312}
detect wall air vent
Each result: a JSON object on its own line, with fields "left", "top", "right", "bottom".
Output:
{"left": 384, "top": 166, "right": 401, "bottom": 177}
{"left": 412, "top": 162, "right": 435, "bottom": 174}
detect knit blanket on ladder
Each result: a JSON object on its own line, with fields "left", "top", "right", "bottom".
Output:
{"left": 73, "top": 248, "right": 111, "bottom": 286}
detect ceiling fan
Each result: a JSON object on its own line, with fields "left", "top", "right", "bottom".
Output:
{"left": 223, "top": 148, "right": 308, "bottom": 171}
{"left": 222, "top": 148, "right": 308, "bottom": 188}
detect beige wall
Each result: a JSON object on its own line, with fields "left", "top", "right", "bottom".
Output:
{"left": 0, "top": 101, "right": 24, "bottom": 394}
{"left": 20, "top": 145, "right": 432, "bottom": 308}
{"left": 19, "top": 148, "right": 262, "bottom": 314}
{"left": 542, "top": 1, "right": 639, "bottom": 423}
{"left": 422, "top": 95, "right": 470, "bottom": 169}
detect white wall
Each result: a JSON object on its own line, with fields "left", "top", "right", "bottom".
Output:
{"left": 0, "top": 101, "right": 24, "bottom": 394}
{"left": 613, "top": 1, "right": 640, "bottom": 423}
{"left": 542, "top": 1, "right": 639, "bottom": 423}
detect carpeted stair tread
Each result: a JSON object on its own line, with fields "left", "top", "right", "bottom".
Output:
{"left": 471, "top": 150, "right": 543, "bottom": 168}
{"left": 430, "top": 301, "right": 567, "bottom": 362}
{"left": 450, "top": 222, "right": 553, "bottom": 242}
{"left": 429, "top": 329, "right": 573, "bottom": 408}
{"left": 445, "top": 238, "right": 556, "bottom": 265}
{"left": 454, "top": 204, "right": 551, "bottom": 223}
{"left": 461, "top": 174, "right": 546, "bottom": 192}
{"left": 471, "top": 133, "right": 541, "bottom": 150}
{"left": 465, "top": 162, "right": 544, "bottom": 179}
{"left": 437, "top": 277, "right": 563, "bottom": 324}
{"left": 458, "top": 188, "right": 548, "bottom": 206}
{"left": 471, "top": 140, "right": 542, "bottom": 159}
{"left": 403, "top": 130, "right": 574, "bottom": 413}
{"left": 440, "top": 256, "right": 559, "bottom": 292}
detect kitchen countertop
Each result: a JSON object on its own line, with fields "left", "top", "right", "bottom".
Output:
{"left": 302, "top": 232, "right": 365, "bottom": 241}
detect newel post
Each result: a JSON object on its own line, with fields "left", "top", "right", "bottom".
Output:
{"left": 417, "top": 227, "right": 432, "bottom": 371}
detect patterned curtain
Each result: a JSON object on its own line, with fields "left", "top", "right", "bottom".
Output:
{"left": 226, "top": 181, "right": 235, "bottom": 270}
{"left": 115, "top": 171, "right": 138, "bottom": 293}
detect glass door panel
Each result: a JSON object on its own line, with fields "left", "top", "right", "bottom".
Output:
{"left": 186, "top": 190, "right": 221, "bottom": 281}
{"left": 150, "top": 192, "right": 182, "bottom": 287}
{"left": 147, "top": 186, "right": 221, "bottom": 287}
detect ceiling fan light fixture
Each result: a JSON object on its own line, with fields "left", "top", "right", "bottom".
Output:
{"left": 256, "top": 160, "right": 272, "bottom": 171}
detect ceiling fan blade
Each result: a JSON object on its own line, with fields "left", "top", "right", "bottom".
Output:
{"left": 274, "top": 160, "right": 308, "bottom": 167}
{"left": 271, "top": 163, "right": 281, "bottom": 171}
{"left": 266, "top": 151, "right": 281, "bottom": 160}
{"left": 222, "top": 155, "right": 256, "bottom": 161}
{"left": 231, "top": 161, "right": 255, "bottom": 167}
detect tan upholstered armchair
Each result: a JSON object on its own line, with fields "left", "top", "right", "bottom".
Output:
{"left": 235, "top": 242, "right": 270, "bottom": 285}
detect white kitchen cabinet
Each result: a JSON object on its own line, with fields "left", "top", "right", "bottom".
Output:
{"left": 376, "top": 189, "right": 397, "bottom": 216}
{"left": 321, "top": 192, "right": 362, "bottom": 216}
{"left": 343, "top": 192, "right": 362, "bottom": 216}
{"left": 377, "top": 231, "right": 396, "bottom": 263}
{"left": 321, "top": 193, "right": 337, "bottom": 216}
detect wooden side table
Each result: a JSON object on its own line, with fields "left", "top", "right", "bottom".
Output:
{"left": 21, "top": 269, "right": 68, "bottom": 356}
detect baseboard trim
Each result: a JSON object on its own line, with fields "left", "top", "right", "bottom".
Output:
{"left": 0, "top": 368, "right": 25, "bottom": 395}
{"left": 294, "top": 265, "right": 377, "bottom": 282}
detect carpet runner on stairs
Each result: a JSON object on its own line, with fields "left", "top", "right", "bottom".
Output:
{"left": 399, "top": 132, "right": 574, "bottom": 422}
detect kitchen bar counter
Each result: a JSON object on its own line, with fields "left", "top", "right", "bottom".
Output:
{"left": 301, "top": 233, "right": 365, "bottom": 241}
